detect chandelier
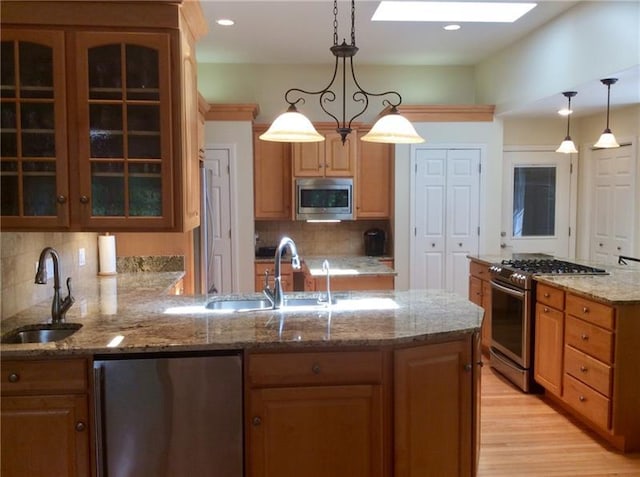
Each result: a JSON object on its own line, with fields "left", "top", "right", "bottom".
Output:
{"left": 259, "top": 0, "right": 424, "bottom": 145}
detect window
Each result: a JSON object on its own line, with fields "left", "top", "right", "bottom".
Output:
{"left": 512, "top": 166, "right": 556, "bottom": 237}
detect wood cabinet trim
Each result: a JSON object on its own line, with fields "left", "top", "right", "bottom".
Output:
{"left": 206, "top": 103, "right": 260, "bottom": 121}
{"left": 392, "top": 104, "right": 495, "bottom": 122}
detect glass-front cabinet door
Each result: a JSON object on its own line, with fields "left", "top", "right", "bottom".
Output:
{"left": 74, "top": 32, "right": 173, "bottom": 228}
{"left": 0, "top": 30, "right": 69, "bottom": 228}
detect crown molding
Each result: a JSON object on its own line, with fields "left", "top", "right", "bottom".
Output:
{"left": 205, "top": 104, "right": 260, "bottom": 121}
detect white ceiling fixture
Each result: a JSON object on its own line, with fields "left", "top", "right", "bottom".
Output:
{"left": 556, "top": 91, "right": 578, "bottom": 154}
{"left": 443, "top": 24, "right": 461, "bottom": 31}
{"left": 372, "top": 1, "right": 537, "bottom": 23}
{"left": 215, "top": 18, "right": 235, "bottom": 26}
{"left": 593, "top": 78, "right": 620, "bottom": 149}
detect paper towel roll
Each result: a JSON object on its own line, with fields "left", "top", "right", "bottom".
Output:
{"left": 98, "top": 234, "right": 117, "bottom": 276}
{"left": 99, "top": 276, "right": 118, "bottom": 315}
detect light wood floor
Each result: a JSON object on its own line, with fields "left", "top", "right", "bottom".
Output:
{"left": 477, "top": 364, "right": 640, "bottom": 476}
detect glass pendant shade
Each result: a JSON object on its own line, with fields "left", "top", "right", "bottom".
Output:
{"left": 594, "top": 129, "right": 620, "bottom": 148}
{"left": 593, "top": 78, "right": 620, "bottom": 149}
{"left": 555, "top": 137, "right": 578, "bottom": 154}
{"left": 556, "top": 91, "right": 577, "bottom": 154}
{"left": 259, "top": 106, "right": 324, "bottom": 142}
{"left": 361, "top": 109, "right": 425, "bottom": 144}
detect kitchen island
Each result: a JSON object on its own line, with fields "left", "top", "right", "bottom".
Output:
{"left": 1, "top": 273, "right": 483, "bottom": 477}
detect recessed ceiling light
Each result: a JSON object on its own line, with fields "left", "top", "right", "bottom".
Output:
{"left": 372, "top": 1, "right": 537, "bottom": 23}
{"left": 443, "top": 24, "right": 461, "bottom": 31}
{"left": 216, "top": 18, "right": 235, "bottom": 27}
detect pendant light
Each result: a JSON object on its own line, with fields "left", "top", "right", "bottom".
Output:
{"left": 556, "top": 91, "right": 578, "bottom": 154}
{"left": 260, "top": 0, "right": 424, "bottom": 145}
{"left": 593, "top": 78, "right": 620, "bottom": 149}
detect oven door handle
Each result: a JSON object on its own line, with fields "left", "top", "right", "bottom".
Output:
{"left": 490, "top": 279, "right": 526, "bottom": 299}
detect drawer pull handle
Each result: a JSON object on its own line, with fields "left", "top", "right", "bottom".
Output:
{"left": 311, "top": 363, "right": 321, "bottom": 374}
{"left": 75, "top": 421, "right": 86, "bottom": 432}
{"left": 582, "top": 306, "right": 589, "bottom": 313}
{"left": 8, "top": 373, "right": 19, "bottom": 383}
{"left": 580, "top": 365, "right": 588, "bottom": 372}
{"left": 252, "top": 416, "right": 262, "bottom": 426}
{"left": 544, "top": 293, "right": 550, "bottom": 298}
{"left": 544, "top": 307, "right": 549, "bottom": 313}
{"left": 581, "top": 333, "right": 589, "bottom": 341}
{"left": 579, "top": 395, "right": 586, "bottom": 402}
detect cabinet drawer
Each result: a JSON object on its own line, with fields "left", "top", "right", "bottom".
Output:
{"left": 564, "top": 345, "right": 612, "bottom": 397}
{"left": 563, "top": 373, "right": 610, "bottom": 430}
{"left": 566, "top": 294, "right": 614, "bottom": 330}
{"left": 536, "top": 283, "right": 565, "bottom": 310}
{"left": 255, "top": 263, "right": 293, "bottom": 275}
{"left": 469, "top": 261, "right": 489, "bottom": 280}
{"left": 1, "top": 359, "right": 87, "bottom": 395}
{"left": 248, "top": 350, "right": 383, "bottom": 387}
{"left": 468, "top": 276, "right": 483, "bottom": 305}
{"left": 565, "top": 316, "right": 614, "bottom": 364}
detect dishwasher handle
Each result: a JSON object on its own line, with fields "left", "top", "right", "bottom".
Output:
{"left": 93, "top": 363, "right": 105, "bottom": 477}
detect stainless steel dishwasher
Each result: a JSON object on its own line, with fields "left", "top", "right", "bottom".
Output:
{"left": 93, "top": 352, "right": 243, "bottom": 477}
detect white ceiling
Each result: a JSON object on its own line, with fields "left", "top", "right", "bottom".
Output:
{"left": 195, "top": 0, "right": 640, "bottom": 118}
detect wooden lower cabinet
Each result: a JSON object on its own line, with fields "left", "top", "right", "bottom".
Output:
{"left": 255, "top": 262, "right": 293, "bottom": 292}
{"left": 1, "top": 358, "right": 91, "bottom": 477}
{"left": 246, "top": 336, "right": 478, "bottom": 477}
{"left": 248, "top": 384, "right": 383, "bottom": 477}
{"left": 394, "top": 338, "right": 474, "bottom": 477}
{"left": 468, "top": 259, "right": 492, "bottom": 352}
{"left": 534, "top": 302, "right": 564, "bottom": 396}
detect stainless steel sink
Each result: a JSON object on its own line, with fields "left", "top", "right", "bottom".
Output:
{"left": 1, "top": 323, "right": 83, "bottom": 344}
{"left": 206, "top": 298, "right": 272, "bottom": 311}
{"left": 205, "top": 296, "right": 337, "bottom": 312}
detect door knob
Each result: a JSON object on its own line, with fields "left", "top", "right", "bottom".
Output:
{"left": 80, "top": 195, "right": 90, "bottom": 204}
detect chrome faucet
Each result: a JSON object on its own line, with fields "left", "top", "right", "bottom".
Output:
{"left": 35, "top": 247, "right": 74, "bottom": 324}
{"left": 263, "top": 236, "right": 301, "bottom": 309}
{"left": 320, "top": 259, "right": 332, "bottom": 305}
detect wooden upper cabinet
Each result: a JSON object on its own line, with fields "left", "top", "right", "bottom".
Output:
{"left": 356, "top": 138, "right": 392, "bottom": 218}
{"left": 1, "top": 1, "right": 206, "bottom": 231}
{"left": 0, "top": 29, "right": 70, "bottom": 229}
{"left": 293, "top": 130, "right": 356, "bottom": 178}
{"left": 254, "top": 131, "right": 292, "bottom": 220}
{"left": 74, "top": 31, "right": 174, "bottom": 229}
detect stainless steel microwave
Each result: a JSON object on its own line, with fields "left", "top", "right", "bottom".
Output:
{"left": 295, "top": 178, "right": 353, "bottom": 221}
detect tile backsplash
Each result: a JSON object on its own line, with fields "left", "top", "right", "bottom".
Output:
{"left": 255, "top": 220, "right": 392, "bottom": 257}
{"left": 1, "top": 232, "right": 98, "bottom": 319}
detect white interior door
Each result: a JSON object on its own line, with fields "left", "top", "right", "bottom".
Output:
{"left": 590, "top": 145, "right": 635, "bottom": 264}
{"left": 502, "top": 150, "right": 571, "bottom": 257}
{"left": 411, "top": 147, "right": 480, "bottom": 296}
{"left": 202, "top": 147, "right": 232, "bottom": 294}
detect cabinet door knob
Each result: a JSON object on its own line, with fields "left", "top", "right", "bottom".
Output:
{"left": 544, "top": 307, "right": 549, "bottom": 313}
{"left": 80, "top": 195, "right": 90, "bottom": 204}
{"left": 56, "top": 195, "right": 67, "bottom": 204}
{"left": 75, "top": 421, "right": 86, "bottom": 432}
{"left": 578, "top": 395, "right": 586, "bottom": 402}
{"left": 582, "top": 306, "right": 589, "bottom": 313}
{"left": 580, "top": 365, "right": 588, "bottom": 372}
{"left": 8, "top": 373, "right": 19, "bottom": 383}
{"left": 311, "top": 363, "right": 321, "bottom": 374}
{"left": 464, "top": 363, "right": 472, "bottom": 372}
{"left": 543, "top": 293, "right": 550, "bottom": 298}
{"left": 581, "top": 333, "right": 589, "bottom": 341}
{"left": 252, "top": 416, "right": 262, "bottom": 426}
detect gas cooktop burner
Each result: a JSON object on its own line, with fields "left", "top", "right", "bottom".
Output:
{"left": 500, "top": 258, "right": 607, "bottom": 275}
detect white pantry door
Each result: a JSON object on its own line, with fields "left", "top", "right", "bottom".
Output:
{"left": 590, "top": 145, "right": 635, "bottom": 264}
{"left": 501, "top": 151, "right": 571, "bottom": 257}
{"left": 411, "top": 147, "right": 480, "bottom": 297}
{"left": 202, "top": 147, "right": 232, "bottom": 294}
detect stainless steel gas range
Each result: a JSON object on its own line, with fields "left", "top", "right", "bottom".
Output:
{"left": 488, "top": 255, "right": 607, "bottom": 392}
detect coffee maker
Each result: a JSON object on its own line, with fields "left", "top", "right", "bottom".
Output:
{"left": 364, "top": 228, "right": 385, "bottom": 256}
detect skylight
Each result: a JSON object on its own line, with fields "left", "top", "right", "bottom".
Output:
{"left": 372, "top": 1, "right": 537, "bottom": 23}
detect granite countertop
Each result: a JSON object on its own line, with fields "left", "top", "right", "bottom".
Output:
{"left": 468, "top": 254, "right": 640, "bottom": 304}
{"left": 304, "top": 256, "right": 396, "bottom": 277}
{"left": 255, "top": 255, "right": 395, "bottom": 278}
{"left": 0, "top": 273, "right": 481, "bottom": 358}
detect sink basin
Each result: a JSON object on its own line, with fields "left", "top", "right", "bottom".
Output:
{"left": 1, "top": 323, "right": 83, "bottom": 344}
{"left": 206, "top": 298, "right": 272, "bottom": 311}
{"left": 205, "top": 296, "right": 337, "bottom": 312}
